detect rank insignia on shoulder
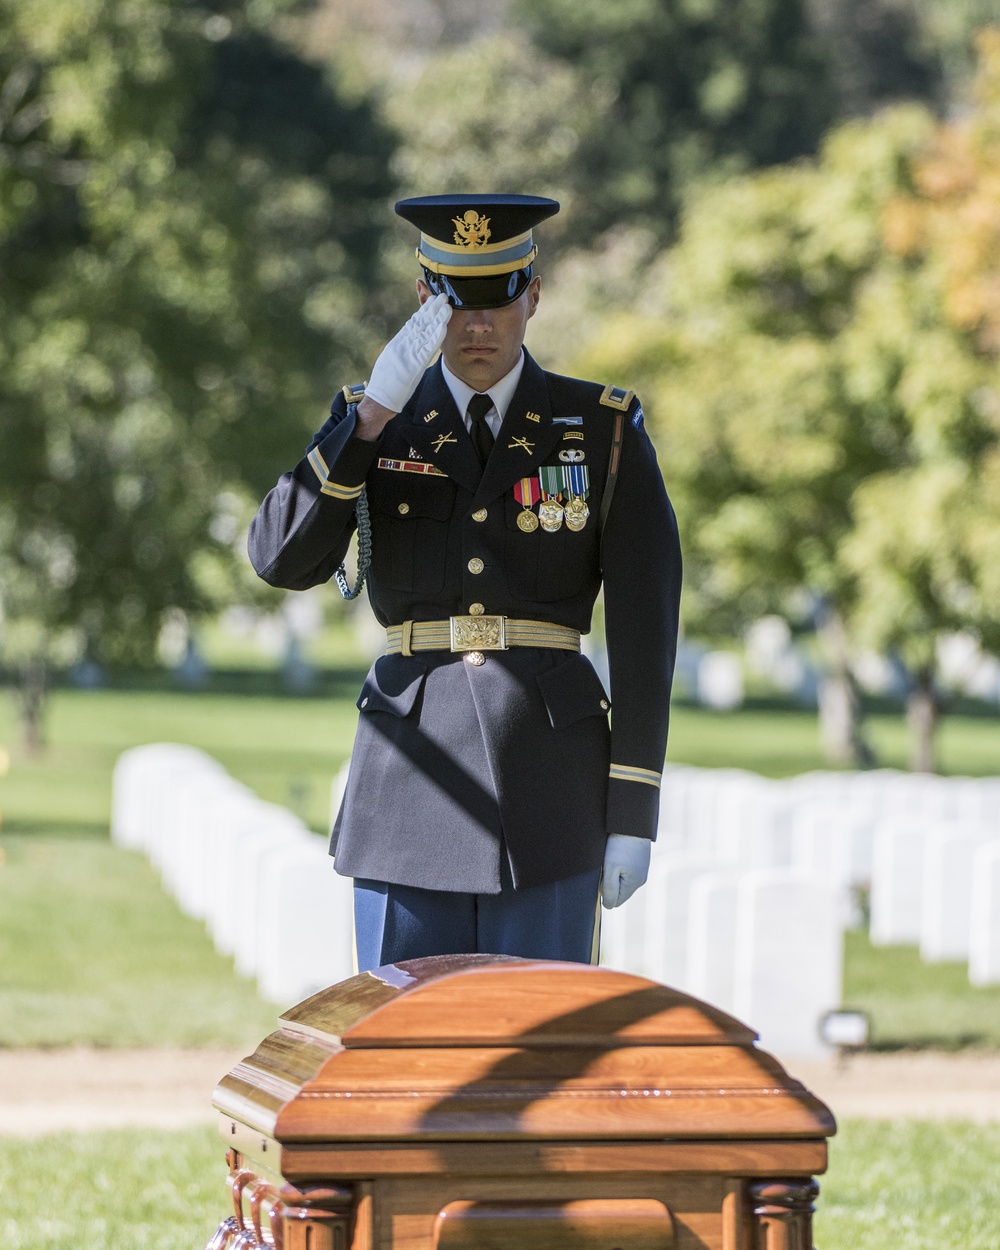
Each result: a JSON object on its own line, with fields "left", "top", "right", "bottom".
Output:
{"left": 553, "top": 415, "right": 583, "bottom": 426}
{"left": 341, "top": 382, "right": 367, "bottom": 405}
{"left": 632, "top": 405, "right": 645, "bottom": 429}
{"left": 599, "top": 384, "right": 636, "bottom": 411}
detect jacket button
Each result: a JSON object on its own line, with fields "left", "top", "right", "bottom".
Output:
{"left": 468, "top": 558, "right": 484, "bottom": 574}
{"left": 397, "top": 502, "right": 410, "bottom": 515}
{"left": 361, "top": 697, "right": 369, "bottom": 708}
{"left": 469, "top": 603, "right": 485, "bottom": 615}
{"left": 472, "top": 508, "right": 488, "bottom": 522}
{"left": 600, "top": 699, "right": 609, "bottom": 710}
{"left": 465, "top": 651, "right": 486, "bottom": 666}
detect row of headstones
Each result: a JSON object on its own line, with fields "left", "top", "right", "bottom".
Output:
{"left": 650, "top": 764, "right": 1000, "bottom": 985}
{"left": 112, "top": 744, "right": 355, "bottom": 1005}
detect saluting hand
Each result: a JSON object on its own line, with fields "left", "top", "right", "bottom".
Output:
{"left": 601, "top": 834, "right": 651, "bottom": 908}
{"left": 357, "top": 293, "right": 452, "bottom": 439}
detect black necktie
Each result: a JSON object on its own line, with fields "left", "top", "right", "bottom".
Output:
{"left": 467, "top": 393, "right": 495, "bottom": 467}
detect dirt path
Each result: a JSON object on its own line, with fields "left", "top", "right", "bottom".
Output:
{"left": 4, "top": 1047, "right": 1000, "bottom": 1137}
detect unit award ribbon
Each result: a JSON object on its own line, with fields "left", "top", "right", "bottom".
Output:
{"left": 513, "top": 476, "right": 541, "bottom": 532}
{"left": 538, "top": 466, "right": 565, "bottom": 532}
{"left": 562, "top": 463, "right": 590, "bottom": 532}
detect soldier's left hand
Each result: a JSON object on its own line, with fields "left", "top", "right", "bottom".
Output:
{"left": 601, "top": 834, "right": 651, "bottom": 908}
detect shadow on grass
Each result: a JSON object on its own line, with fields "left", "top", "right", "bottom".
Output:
{"left": 2, "top": 816, "right": 109, "bottom": 839}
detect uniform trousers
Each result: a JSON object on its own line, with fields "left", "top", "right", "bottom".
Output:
{"left": 353, "top": 855, "right": 602, "bottom": 972}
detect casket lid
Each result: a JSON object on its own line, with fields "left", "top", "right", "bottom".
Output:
{"left": 214, "top": 956, "right": 835, "bottom": 1144}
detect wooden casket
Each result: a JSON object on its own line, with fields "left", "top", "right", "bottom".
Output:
{"left": 207, "top": 954, "right": 835, "bottom": 1250}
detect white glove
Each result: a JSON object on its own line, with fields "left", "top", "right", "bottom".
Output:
{"left": 365, "top": 292, "right": 452, "bottom": 413}
{"left": 601, "top": 834, "right": 651, "bottom": 908}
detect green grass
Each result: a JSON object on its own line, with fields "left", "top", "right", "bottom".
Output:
{"left": 1, "top": 683, "right": 999, "bottom": 1048}
{"left": 0, "top": 1121, "right": 998, "bottom": 1249}
{"left": 0, "top": 1127, "right": 226, "bottom": 1250}
{"left": 842, "top": 930, "right": 1000, "bottom": 1050}
{"left": 0, "top": 835, "right": 278, "bottom": 1046}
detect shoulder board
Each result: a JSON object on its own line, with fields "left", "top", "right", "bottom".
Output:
{"left": 599, "top": 384, "right": 636, "bottom": 412}
{"left": 341, "top": 382, "right": 367, "bottom": 405}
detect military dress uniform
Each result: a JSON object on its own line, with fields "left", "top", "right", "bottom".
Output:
{"left": 248, "top": 195, "right": 682, "bottom": 968}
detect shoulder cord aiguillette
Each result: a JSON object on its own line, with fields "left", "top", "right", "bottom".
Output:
{"left": 334, "top": 401, "right": 372, "bottom": 600}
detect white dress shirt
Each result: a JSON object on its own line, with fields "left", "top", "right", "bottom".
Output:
{"left": 441, "top": 350, "right": 525, "bottom": 439}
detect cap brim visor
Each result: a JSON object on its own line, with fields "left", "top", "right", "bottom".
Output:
{"left": 423, "top": 268, "right": 532, "bottom": 310}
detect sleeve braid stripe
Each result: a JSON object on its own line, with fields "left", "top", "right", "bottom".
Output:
{"left": 609, "top": 763, "right": 662, "bottom": 788}
{"left": 320, "top": 481, "right": 365, "bottom": 501}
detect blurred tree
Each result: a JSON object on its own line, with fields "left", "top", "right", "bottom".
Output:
{"left": 0, "top": 0, "right": 394, "bottom": 748}
{"left": 511, "top": 0, "right": 837, "bottom": 242}
{"left": 575, "top": 105, "right": 1000, "bottom": 771}
{"left": 382, "top": 32, "right": 606, "bottom": 254}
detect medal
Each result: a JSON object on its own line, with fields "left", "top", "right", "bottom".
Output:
{"left": 564, "top": 496, "right": 589, "bottom": 531}
{"left": 538, "top": 467, "right": 565, "bottom": 532}
{"left": 562, "top": 464, "right": 590, "bottom": 530}
{"left": 513, "top": 475, "right": 541, "bottom": 532}
{"left": 539, "top": 497, "right": 564, "bottom": 531}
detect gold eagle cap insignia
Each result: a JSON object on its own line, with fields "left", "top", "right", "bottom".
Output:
{"left": 453, "top": 210, "right": 492, "bottom": 247}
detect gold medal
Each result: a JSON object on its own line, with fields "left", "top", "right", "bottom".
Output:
{"left": 539, "top": 498, "right": 564, "bottom": 532}
{"left": 564, "top": 495, "right": 589, "bottom": 531}
{"left": 517, "top": 508, "right": 539, "bottom": 533}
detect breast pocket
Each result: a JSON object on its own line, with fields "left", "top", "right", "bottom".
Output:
{"left": 504, "top": 492, "right": 598, "bottom": 603}
{"left": 369, "top": 471, "right": 457, "bottom": 594}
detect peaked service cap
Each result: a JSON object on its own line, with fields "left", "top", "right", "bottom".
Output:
{"left": 395, "top": 193, "right": 559, "bottom": 309}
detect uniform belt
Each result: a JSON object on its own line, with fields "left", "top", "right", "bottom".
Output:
{"left": 386, "top": 616, "right": 581, "bottom": 656}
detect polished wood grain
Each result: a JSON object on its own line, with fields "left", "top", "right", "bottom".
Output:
{"left": 279, "top": 958, "right": 757, "bottom": 1050}
{"left": 433, "top": 1198, "right": 675, "bottom": 1250}
{"left": 208, "top": 957, "right": 835, "bottom": 1250}
{"left": 749, "top": 1179, "right": 818, "bottom": 1250}
{"left": 379, "top": 1176, "right": 717, "bottom": 1250}
{"left": 276, "top": 1139, "right": 829, "bottom": 1183}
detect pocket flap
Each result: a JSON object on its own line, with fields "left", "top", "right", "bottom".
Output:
{"left": 536, "top": 654, "right": 611, "bottom": 730}
{"left": 357, "top": 654, "right": 428, "bottom": 717}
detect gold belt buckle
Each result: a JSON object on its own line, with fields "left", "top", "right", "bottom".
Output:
{"left": 449, "top": 614, "right": 507, "bottom": 652}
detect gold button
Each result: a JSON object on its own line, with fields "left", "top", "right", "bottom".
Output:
{"left": 472, "top": 508, "right": 488, "bottom": 522}
{"left": 600, "top": 699, "right": 609, "bottom": 711}
{"left": 468, "top": 557, "right": 484, "bottom": 574}
{"left": 397, "top": 502, "right": 410, "bottom": 515}
{"left": 469, "top": 603, "right": 485, "bottom": 615}
{"left": 465, "top": 651, "right": 486, "bottom": 666}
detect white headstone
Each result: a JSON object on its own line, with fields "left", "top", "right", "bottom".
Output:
{"left": 685, "top": 870, "right": 744, "bottom": 1014}
{"left": 869, "top": 816, "right": 930, "bottom": 946}
{"left": 969, "top": 840, "right": 1000, "bottom": 986}
{"left": 920, "top": 823, "right": 991, "bottom": 962}
{"left": 732, "top": 869, "right": 842, "bottom": 1059}
{"left": 256, "top": 840, "right": 356, "bottom": 1004}
{"left": 641, "top": 855, "right": 714, "bottom": 989}
{"left": 696, "top": 651, "right": 744, "bottom": 710}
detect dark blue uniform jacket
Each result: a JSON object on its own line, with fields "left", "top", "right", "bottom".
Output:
{"left": 248, "top": 350, "right": 681, "bottom": 893}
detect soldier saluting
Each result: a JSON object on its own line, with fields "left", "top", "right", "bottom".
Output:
{"left": 249, "top": 195, "right": 681, "bottom": 971}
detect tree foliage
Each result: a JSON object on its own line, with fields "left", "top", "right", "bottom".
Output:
{"left": 575, "top": 97, "right": 1000, "bottom": 769}
{"left": 0, "top": 0, "right": 394, "bottom": 743}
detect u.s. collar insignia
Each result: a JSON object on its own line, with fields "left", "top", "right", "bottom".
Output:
{"left": 559, "top": 448, "right": 585, "bottom": 463}
{"left": 524, "top": 411, "right": 541, "bottom": 423}
{"left": 453, "top": 210, "right": 491, "bottom": 247}
{"left": 424, "top": 410, "right": 439, "bottom": 423}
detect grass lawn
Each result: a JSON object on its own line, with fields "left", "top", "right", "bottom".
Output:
{"left": 1, "top": 682, "right": 999, "bottom": 1048}
{"left": 1, "top": 1120, "right": 998, "bottom": 1250}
